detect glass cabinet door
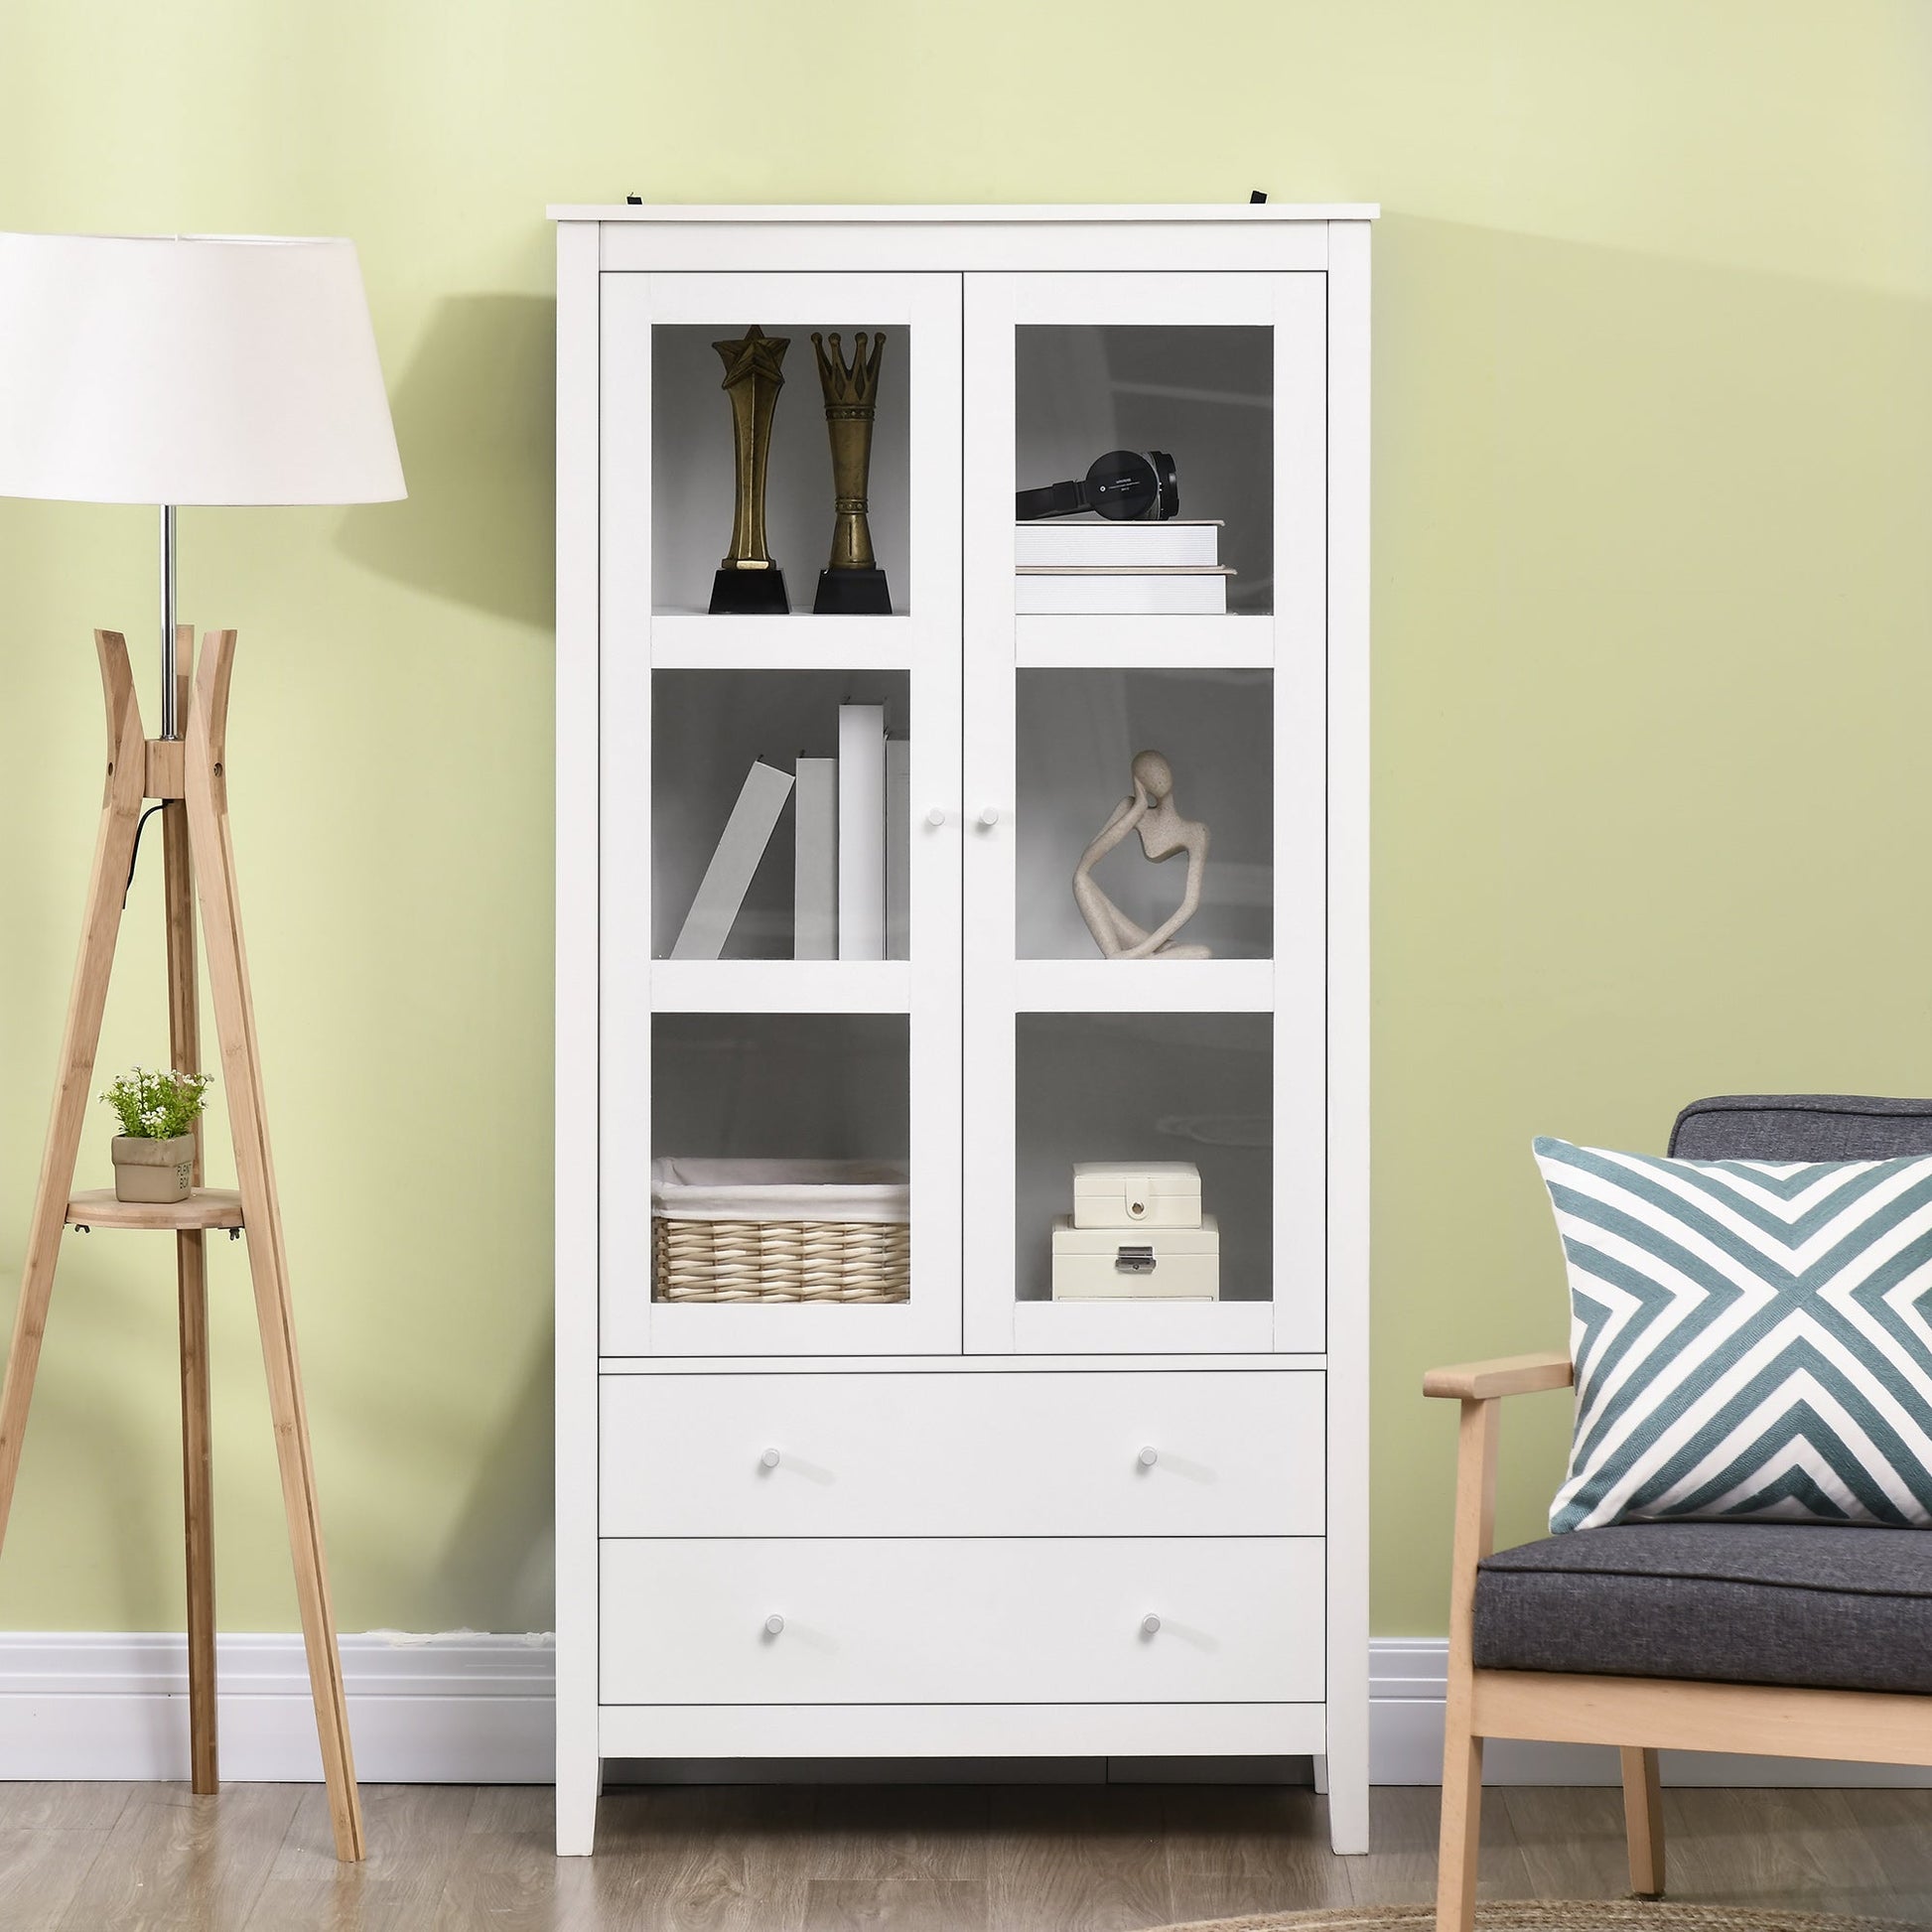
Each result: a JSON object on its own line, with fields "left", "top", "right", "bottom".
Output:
{"left": 961, "top": 271, "right": 1328, "bottom": 1355}
{"left": 599, "top": 271, "right": 962, "bottom": 1356}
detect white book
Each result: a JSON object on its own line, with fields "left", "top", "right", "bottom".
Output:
{"left": 1014, "top": 567, "right": 1233, "bottom": 617}
{"left": 885, "top": 738, "right": 910, "bottom": 961}
{"left": 792, "top": 757, "right": 837, "bottom": 960}
{"left": 837, "top": 704, "right": 887, "bottom": 960}
{"left": 1014, "top": 519, "right": 1223, "bottom": 568}
{"left": 670, "top": 759, "right": 794, "bottom": 961}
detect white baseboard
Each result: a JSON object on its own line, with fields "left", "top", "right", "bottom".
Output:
{"left": 1, "top": 1633, "right": 1925, "bottom": 1788}
{"left": 0, "top": 1633, "right": 555, "bottom": 1783}
{"left": 1369, "top": 1639, "right": 1932, "bottom": 1788}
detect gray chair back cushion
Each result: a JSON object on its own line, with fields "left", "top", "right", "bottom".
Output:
{"left": 1668, "top": 1093, "right": 1932, "bottom": 1162}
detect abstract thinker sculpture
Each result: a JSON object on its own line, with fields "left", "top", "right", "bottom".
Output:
{"left": 1072, "top": 750, "right": 1212, "bottom": 960}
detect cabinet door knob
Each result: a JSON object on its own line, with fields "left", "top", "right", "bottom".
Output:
{"left": 1138, "top": 1446, "right": 1160, "bottom": 1468}
{"left": 977, "top": 805, "right": 1001, "bottom": 828}
{"left": 1142, "top": 1613, "right": 1162, "bottom": 1637}
{"left": 759, "top": 1448, "right": 781, "bottom": 1469}
{"left": 764, "top": 1612, "right": 785, "bottom": 1636}
{"left": 924, "top": 805, "right": 947, "bottom": 828}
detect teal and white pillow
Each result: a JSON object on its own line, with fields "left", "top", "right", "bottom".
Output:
{"left": 1533, "top": 1136, "right": 1932, "bottom": 1533}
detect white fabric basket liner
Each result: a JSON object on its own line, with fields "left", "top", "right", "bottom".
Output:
{"left": 650, "top": 1158, "right": 910, "bottom": 1225}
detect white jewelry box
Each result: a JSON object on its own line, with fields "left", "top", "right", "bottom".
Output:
{"left": 1070, "top": 1161, "right": 1203, "bottom": 1230}
{"left": 1050, "top": 1214, "right": 1220, "bottom": 1300}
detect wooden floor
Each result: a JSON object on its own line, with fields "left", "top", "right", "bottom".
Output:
{"left": 2, "top": 1781, "right": 1930, "bottom": 1930}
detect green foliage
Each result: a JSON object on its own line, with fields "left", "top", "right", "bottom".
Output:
{"left": 99, "top": 1066, "right": 213, "bottom": 1142}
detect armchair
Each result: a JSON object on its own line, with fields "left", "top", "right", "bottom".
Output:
{"left": 1425, "top": 1094, "right": 1932, "bottom": 1932}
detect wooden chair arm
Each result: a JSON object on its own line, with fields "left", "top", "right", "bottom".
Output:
{"left": 1423, "top": 1349, "right": 1573, "bottom": 1402}
{"left": 1431, "top": 1348, "right": 1575, "bottom": 1720}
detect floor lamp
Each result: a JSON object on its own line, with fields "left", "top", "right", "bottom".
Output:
{"left": 0, "top": 233, "right": 405, "bottom": 1863}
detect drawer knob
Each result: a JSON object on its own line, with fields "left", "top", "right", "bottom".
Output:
{"left": 924, "top": 805, "right": 947, "bottom": 828}
{"left": 1138, "top": 1446, "right": 1160, "bottom": 1468}
{"left": 1142, "top": 1613, "right": 1162, "bottom": 1637}
{"left": 763, "top": 1612, "right": 785, "bottom": 1636}
{"left": 978, "top": 804, "right": 1001, "bottom": 828}
{"left": 760, "top": 1448, "right": 781, "bottom": 1469}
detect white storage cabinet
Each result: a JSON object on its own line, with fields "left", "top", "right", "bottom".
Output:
{"left": 553, "top": 203, "right": 1373, "bottom": 1857}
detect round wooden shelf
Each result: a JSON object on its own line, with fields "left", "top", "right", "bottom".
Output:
{"left": 66, "top": 1188, "right": 244, "bottom": 1232}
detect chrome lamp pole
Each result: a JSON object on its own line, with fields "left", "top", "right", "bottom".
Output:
{"left": 160, "top": 502, "right": 179, "bottom": 739}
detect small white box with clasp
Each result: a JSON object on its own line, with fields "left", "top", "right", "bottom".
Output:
{"left": 1050, "top": 1216, "right": 1221, "bottom": 1300}
{"left": 1070, "top": 1162, "right": 1203, "bottom": 1230}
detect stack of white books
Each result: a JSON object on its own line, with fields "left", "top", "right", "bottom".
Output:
{"left": 1015, "top": 519, "right": 1233, "bottom": 615}
{"left": 671, "top": 703, "right": 909, "bottom": 963}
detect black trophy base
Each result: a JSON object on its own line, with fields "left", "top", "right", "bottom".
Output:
{"left": 813, "top": 567, "right": 894, "bottom": 616}
{"left": 709, "top": 566, "right": 790, "bottom": 616}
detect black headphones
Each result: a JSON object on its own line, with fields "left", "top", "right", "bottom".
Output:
{"left": 1016, "top": 449, "right": 1179, "bottom": 522}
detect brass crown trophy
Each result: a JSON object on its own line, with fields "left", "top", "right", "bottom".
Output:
{"left": 810, "top": 329, "right": 892, "bottom": 615}
{"left": 709, "top": 325, "right": 791, "bottom": 615}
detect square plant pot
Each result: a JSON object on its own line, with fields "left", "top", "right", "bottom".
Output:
{"left": 111, "top": 1135, "right": 196, "bottom": 1204}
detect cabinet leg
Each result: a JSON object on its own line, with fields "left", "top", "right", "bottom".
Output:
{"left": 1323, "top": 1756, "right": 1369, "bottom": 1857}
{"left": 556, "top": 1752, "right": 602, "bottom": 1857}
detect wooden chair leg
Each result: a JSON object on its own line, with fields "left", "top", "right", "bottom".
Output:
{"left": 1436, "top": 1709, "right": 1484, "bottom": 1932}
{"left": 0, "top": 631, "right": 147, "bottom": 1557}
{"left": 1620, "top": 1744, "right": 1665, "bottom": 1897}
{"left": 1437, "top": 1395, "right": 1501, "bottom": 1932}
{"left": 186, "top": 631, "right": 363, "bottom": 1863}
{"left": 163, "top": 628, "right": 219, "bottom": 1798}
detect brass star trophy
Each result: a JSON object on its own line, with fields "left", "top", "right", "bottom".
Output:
{"left": 810, "top": 330, "right": 893, "bottom": 615}
{"left": 709, "top": 325, "right": 790, "bottom": 615}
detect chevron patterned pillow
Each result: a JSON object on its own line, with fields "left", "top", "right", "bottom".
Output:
{"left": 1533, "top": 1135, "right": 1932, "bottom": 1534}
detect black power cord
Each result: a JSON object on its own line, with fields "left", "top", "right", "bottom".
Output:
{"left": 122, "top": 804, "right": 166, "bottom": 908}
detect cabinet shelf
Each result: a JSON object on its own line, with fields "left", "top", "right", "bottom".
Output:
{"left": 651, "top": 615, "right": 913, "bottom": 672}
{"left": 1012, "top": 959, "right": 1274, "bottom": 1014}
{"left": 67, "top": 1188, "right": 243, "bottom": 1232}
{"left": 1014, "top": 615, "right": 1274, "bottom": 670}
{"left": 650, "top": 959, "right": 912, "bottom": 1014}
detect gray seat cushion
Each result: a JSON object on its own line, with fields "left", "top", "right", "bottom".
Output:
{"left": 1474, "top": 1522, "right": 1932, "bottom": 1694}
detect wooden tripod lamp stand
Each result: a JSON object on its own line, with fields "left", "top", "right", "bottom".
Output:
{"left": 0, "top": 233, "right": 405, "bottom": 1863}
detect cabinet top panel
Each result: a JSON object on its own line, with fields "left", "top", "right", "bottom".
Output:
{"left": 548, "top": 202, "right": 1380, "bottom": 224}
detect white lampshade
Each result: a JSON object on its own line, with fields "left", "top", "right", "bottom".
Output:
{"left": 0, "top": 232, "right": 405, "bottom": 505}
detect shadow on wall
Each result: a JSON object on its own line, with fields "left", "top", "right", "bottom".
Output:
{"left": 1366, "top": 209, "right": 1932, "bottom": 1628}
{"left": 431, "top": 1334, "right": 555, "bottom": 1632}
{"left": 336, "top": 294, "right": 556, "bottom": 631}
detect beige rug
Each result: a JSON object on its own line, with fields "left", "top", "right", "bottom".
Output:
{"left": 1146, "top": 1904, "right": 1918, "bottom": 1932}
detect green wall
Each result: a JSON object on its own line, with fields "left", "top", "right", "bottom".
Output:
{"left": 1, "top": 2, "right": 1927, "bottom": 1639}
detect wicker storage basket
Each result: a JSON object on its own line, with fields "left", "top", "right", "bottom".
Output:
{"left": 651, "top": 1159, "right": 910, "bottom": 1305}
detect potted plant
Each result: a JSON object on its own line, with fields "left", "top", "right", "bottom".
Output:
{"left": 99, "top": 1066, "right": 214, "bottom": 1205}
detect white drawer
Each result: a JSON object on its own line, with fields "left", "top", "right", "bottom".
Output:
{"left": 600, "top": 1370, "right": 1321, "bottom": 1538}
{"left": 599, "top": 1536, "right": 1321, "bottom": 1706}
